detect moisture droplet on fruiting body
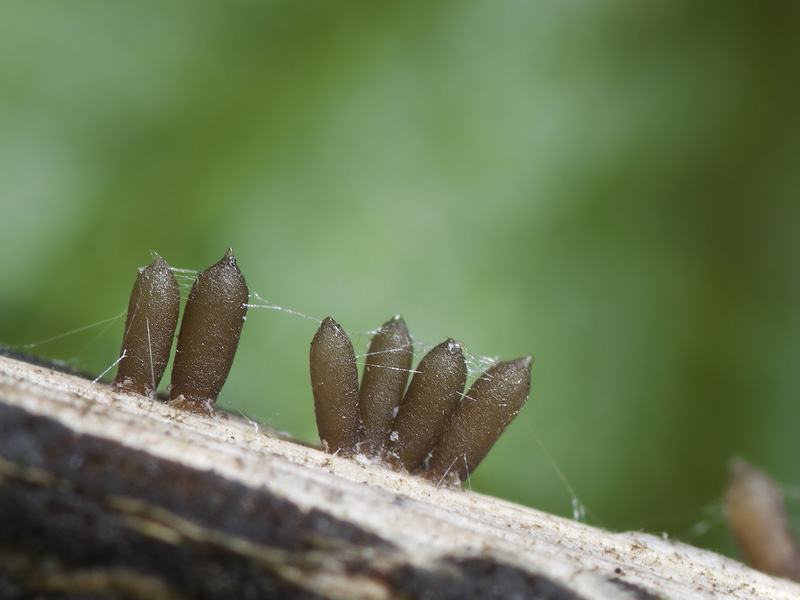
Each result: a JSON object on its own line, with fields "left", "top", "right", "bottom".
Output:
{"left": 358, "top": 315, "right": 413, "bottom": 457}
{"left": 113, "top": 254, "right": 180, "bottom": 397}
{"left": 170, "top": 248, "right": 248, "bottom": 414}
{"left": 424, "top": 356, "right": 532, "bottom": 486}
{"left": 309, "top": 317, "right": 360, "bottom": 455}
{"left": 386, "top": 339, "right": 466, "bottom": 472}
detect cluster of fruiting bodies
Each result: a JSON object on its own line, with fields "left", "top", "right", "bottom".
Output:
{"left": 114, "top": 250, "right": 532, "bottom": 487}
{"left": 113, "top": 249, "right": 248, "bottom": 416}
{"left": 310, "top": 317, "right": 531, "bottom": 486}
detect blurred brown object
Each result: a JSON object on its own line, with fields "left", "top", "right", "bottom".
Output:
{"left": 725, "top": 458, "right": 800, "bottom": 582}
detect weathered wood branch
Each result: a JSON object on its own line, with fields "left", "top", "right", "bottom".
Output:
{"left": 1, "top": 354, "right": 797, "bottom": 599}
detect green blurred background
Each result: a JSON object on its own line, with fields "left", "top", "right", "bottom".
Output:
{"left": 2, "top": 1, "right": 799, "bottom": 559}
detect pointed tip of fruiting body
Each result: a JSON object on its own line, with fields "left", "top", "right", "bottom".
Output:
{"left": 139, "top": 254, "right": 173, "bottom": 279}
{"left": 220, "top": 247, "right": 240, "bottom": 267}
{"left": 509, "top": 355, "right": 534, "bottom": 373}
{"left": 377, "top": 316, "right": 410, "bottom": 341}
{"left": 319, "top": 316, "right": 345, "bottom": 335}
{"left": 490, "top": 356, "right": 533, "bottom": 382}
{"left": 216, "top": 248, "right": 238, "bottom": 268}
{"left": 385, "top": 314, "right": 408, "bottom": 331}
{"left": 445, "top": 339, "right": 464, "bottom": 354}
{"left": 152, "top": 255, "right": 175, "bottom": 276}
{"left": 376, "top": 315, "right": 411, "bottom": 343}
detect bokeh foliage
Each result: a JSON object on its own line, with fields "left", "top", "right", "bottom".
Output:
{"left": 2, "top": 0, "right": 800, "bottom": 558}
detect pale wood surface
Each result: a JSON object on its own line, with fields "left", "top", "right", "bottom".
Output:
{"left": 1, "top": 353, "right": 798, "bottom": 600}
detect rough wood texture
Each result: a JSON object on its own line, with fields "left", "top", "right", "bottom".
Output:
{"left": 0, "top": 354, "right": 798, "bottom": 600}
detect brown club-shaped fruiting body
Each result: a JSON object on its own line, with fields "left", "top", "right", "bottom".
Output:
{"left": 358, "top": 315, "right": 413, "bottom": 457}
{"left": 113, "top": 255, "right": 180, "bottom": 397}
{"left": 725, "top": 457, "right": 800, "bottom": 582}
{"left": 424, "top": 356, "right": 532, "bottom": 486}
{"left": 170, "top": 248, "right": 248, "bottom": 413}
{"left": 386, "top": 339, "right": 467, "bottom": 473}
{"left": 309, "top": 317, "right": 360, "bottom": 455}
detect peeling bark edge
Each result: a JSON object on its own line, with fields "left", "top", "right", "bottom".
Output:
{"left": 0, "top": 354, "right": 799, "bottom": 600}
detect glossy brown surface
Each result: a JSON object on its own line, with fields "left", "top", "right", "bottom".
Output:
{"left": 169, "top": 248, "right": 248, "bottom": 413}
{"left": 113, "top": 255, "right": 180, "bottom": 397}
{"left": 309, "top": 317, "right": 360, "bottom": 455}
{"left": 424, "top": 356, "right": 531, "bottom": 486}
{"left": 387, "top": 339, "right": 466, "bottom": 472}
{"left": 358, "top": 315, "right": 413, "bottom": 457}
